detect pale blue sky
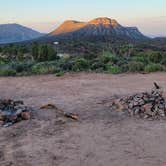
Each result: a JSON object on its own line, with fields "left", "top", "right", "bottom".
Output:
{"left": 0, "top": 0, "right": 166, "bottom": 36}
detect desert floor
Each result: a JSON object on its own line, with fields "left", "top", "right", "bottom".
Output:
{"left": 0, "top": 73, "right": 166, "bottom": 166}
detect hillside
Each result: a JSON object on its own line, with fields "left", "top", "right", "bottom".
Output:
{"left": 0, "top": 23, "right": 43, "bottom": 44}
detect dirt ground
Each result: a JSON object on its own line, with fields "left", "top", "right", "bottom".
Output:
{"left": 0, "top": 72, "right": 166, "bottom": 166}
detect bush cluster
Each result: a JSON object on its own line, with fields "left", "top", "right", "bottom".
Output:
{"left": 0, "top": 43, "right": 166, "bottom": 76}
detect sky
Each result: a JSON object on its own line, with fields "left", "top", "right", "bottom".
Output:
{"left": 0, "top": 0, "right": 166, "bottom": 37}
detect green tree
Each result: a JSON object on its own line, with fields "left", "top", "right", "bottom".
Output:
{"left": 32, "top": 43, "right": 39, "bottom": 61}
{"left": 148, "top": 52, "right": 163, "bottom": 63}
{"left": 35, "top": 44, "right": 58, "bottom": 62}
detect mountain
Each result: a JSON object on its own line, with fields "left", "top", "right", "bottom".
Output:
{"left": 42, "top": 17, "right": 148, "bottom": 42}
{"left": 0, "top": 23, "right": 43, "bottom": 44}
{"left": 151, "top": 37, "right": 166, "bottom": 48}
{"left": 51, "top": 20, "right": 86, "bottom": 35}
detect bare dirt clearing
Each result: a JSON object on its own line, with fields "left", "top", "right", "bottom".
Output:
{"left": 0, "top": 73, "right": 166, "bottom": 166}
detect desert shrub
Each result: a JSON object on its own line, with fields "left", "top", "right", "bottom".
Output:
{"left": 0, "top": 69, "right": 16, "bottom": 76}
{"left": 128, "top": 61, "right": 145, "bottom": 72}
{"left": 99, "top": 52, "right": 117, "bottom": 64}
{"left": 148, "top": 52, "right": 163, "bottom": 63}
{"left": 0, "top": 57, "right": 9, "bottom": 65}
{"left": 144, "top": 63, "right": 165, "bottom": 73}
{"left": 161, "top": 59, "right": 166, "bottom": 66}
{"left": 55, "top": 71, "right": 65, "bottom": 77}
{"left": 10, "top": 62, "right": 34, "bottom": 73}
{"left": 117, "top": 58, "right": 129, "bottom": 66}
{"left": 106, "top": 64, "right": 121, "bottom": 74}
{"left": 0, "top": 65, "right": 16, "bottom": 76}
{"left": 90, "top": 59, "right": 105, "bottom": 71}
{"left": 32, "top": 61, "right": 58, "bottom": 74}
{"left": 72, "top": 58, "right": 89, "bottom": 71}
{"left": 120, "top": 64, "right": 129, "bottom": 73}
{"left": 132, "top": 53, "right": 148, "bottom": 64}
{"left": 161, "top": 54, "right": 166, "bottom": 66}
{"left": 58, "top": 58, "right": 75, "bottom": 71}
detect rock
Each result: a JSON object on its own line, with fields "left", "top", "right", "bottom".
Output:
{"left": 110, "top": 83, "right": 166, "bottom": 120}
{"left": 13, "top": 100, "right": 24, "bottom": 106}
{"left": 144, "top": 115, "right": 150, "bottom": 119}
{"left": 158, "top": 109, "right": 165, "bottom": 117}
{"left": 133, "top": 101, "right": 139, "bottom": 106}
{"left": 14, "top": 109, "right": 24, "bottom": 116}
{"left": 64, "top": 113, "right": 79, "bottom": 120}
{"left": 0, "top": 99, "right": 32, "bottom": 126}
{"left": 3, "top": 122, "right": 13, "bottom": 128}
{"left": 21, "top": 112, "right": 31, "bottom": 120}
{"left": 128, "top": 102, "right": 134, "bottom": 109}
{"left": 138, "top": 99, "right": 145, "bottom": 106}
{"left": 134, "top": 107, "right": 141, "bottom": 115}
{"left": 143, "top": 104, "right": 152, "bottom": 113}
{"left": 0, "top": 112, "right": 4, "bottom": 121}
{"left": 115, "top": 101, "right": 124, "bottom": 111}
{"left": 40, "top": 104, "right": 58, "bottom": 110}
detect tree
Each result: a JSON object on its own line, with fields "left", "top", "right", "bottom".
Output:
{"left": 17, "top": 52, "right": 24, "bottom": 61}
{"left": 38, "top": 45, "right": 48, "bottom": 62}
{"left": 33, "top": 44, "right": 58, "bottom": 62}
{"left": 32, "top": 43, "right": 39, "bottom": 61}
{"left": 47, "top": 45, "right": 58, "bottom": 61}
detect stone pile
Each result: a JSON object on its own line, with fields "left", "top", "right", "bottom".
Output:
{"left": 0, "top": 99, "right": 31, "bottom": 127}
{"left": 112, "top": 83, "right": 166, "bottom": 120}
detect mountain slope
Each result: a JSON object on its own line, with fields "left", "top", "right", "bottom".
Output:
{"left": 0, "top": 23, "right": 43, "bottom": 44}
{"left": 51, "top": 20, "right": 87, "bottom": 35}
{"left": 45, "top": 17, "right": 147, "bottom": 42}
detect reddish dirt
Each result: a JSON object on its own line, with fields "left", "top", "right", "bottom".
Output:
{"left": 0, "top": 72, "right": 166, "bottom": 166}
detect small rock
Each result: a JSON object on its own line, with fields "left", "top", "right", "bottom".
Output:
{"left": 158, "top": 109, "right": 165, "bottom": 117}
{"left": 144, "top": 115, "right": 150, "bottom": 119}
{"left": 21, "top": 112, "right": 31, "bottom": 120}
{"left": 0, "top": 113, "right": 4, "bottom": 121}
{"left": 143, "top": 104, "right": 152, "bottom": 112}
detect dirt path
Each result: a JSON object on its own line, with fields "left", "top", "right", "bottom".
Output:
{"left": 0, "top": 73, "right": 166, "bottom": 166}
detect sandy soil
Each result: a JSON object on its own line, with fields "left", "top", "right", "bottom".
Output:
{"left": 0, "top": 72, "right": 166, "bottom": 166}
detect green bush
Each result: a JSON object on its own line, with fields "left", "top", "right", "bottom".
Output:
{"left": 161, "top": 59, "right": 166, "bottom": 66}
{"left": 128, "top": 61, "right": 145, "bottom": 72}
{"left": 161, "top": 55, "right": 166, "bottom": 66}
{"left": 10, "top": 62, "right": 34, "bottom": 73}
{"left": 0, "top": 66, "right": 16, "bottom": 76}
{"left": 116, "top": 57, "right": 129, "bottom": 66}
{"left": 100, "top": 52, "right": 117, "bottom": 64}
{"left": 145, "top": 63, "right": 165, "bottom": 73}
{"left": 32, "top": 61, "right": 58, "bottom": 74}
{"left": 72, "top": 58, "right": 89, "bottom": 71}
{"left": 55, "top": 71, "right": 65, "bottom": 77}
{"left": 90, "top": 59, "right": 105, "bottom": 71}
{"left": 120, "top": 64, "right": 129, "bottom": 73}
{"left": 132, "top": 53, "right": 148, "bottom": 64}
{"left": 106, "top": 64, "right": 121, "bottom": 74}
{"left": 58, "top": 58, "right": 75, "bottom": 71}
{"left": 148, "top": 52, "right": 163, "bottom": 63}
{"left": 0, "top": 57, "right": 9, "bottom": 65}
